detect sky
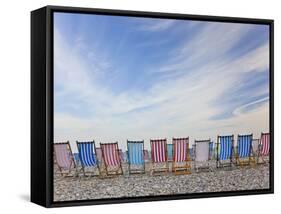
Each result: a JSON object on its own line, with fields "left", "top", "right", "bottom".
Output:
{"left": 54, "top": 12, "right": 270, "bottom": 152}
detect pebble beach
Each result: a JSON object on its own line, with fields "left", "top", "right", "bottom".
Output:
{"left": 54, "top": 161, "right": 270, "bottom": 202}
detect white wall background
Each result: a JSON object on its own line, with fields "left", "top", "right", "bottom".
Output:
{"left": 0, "top": 0, "right": 279, "bottom": 212}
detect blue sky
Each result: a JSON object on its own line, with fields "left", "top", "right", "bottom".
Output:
{"left": 54, "top": 12, "right": 269, "bottom": 151}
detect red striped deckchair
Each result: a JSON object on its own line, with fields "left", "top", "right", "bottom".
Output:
{"left": 257, "top": 133, "right": 270, "bottom": 164}
{"left": 172, "top": 137, "right": 191, "bottom": 174}
{"left": 53, "top": 142, "right": 76, "bottom": 177}
{"left": 100, "top": 142, "right": 123, "bottom": 176}
{"left": 150, "top": 139, "right": 168, "bottom": 175}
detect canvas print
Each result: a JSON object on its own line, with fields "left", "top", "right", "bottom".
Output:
{"left": 53, "top": 12, "right": 270, "bottom": 202}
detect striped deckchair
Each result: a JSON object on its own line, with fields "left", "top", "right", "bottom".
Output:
{"left": 150, "top": 139, "right": 169, "bottom": 175}
{"left": 172, "top": 137, "right": 191, "bottom": 174}
{"left": 236, "top": 134, "right": 255, "bottom": 166}
{"left": 167, "top": 144, "right": 173, "bottom": 161}
{"left": 127, "top": 140, "right": 145, "bottom": 174}
{"left": 257, "top": 133, "right": 270, "bottom": 164}
{"left": 76, "top": 141, "right": 100, "bottom": 176}
{"left": 100, "top": 142, "right": 123, "bottom": 176}
{"left": 216, "top": 135, "right": 234, "bottom": 168}
{"left": 194, "top": 139, "right": 212, "bottom": 172}
{"left": 53, "top": 142, "right": 76, "bottom": 177}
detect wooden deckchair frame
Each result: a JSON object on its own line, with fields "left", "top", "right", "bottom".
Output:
{"left": 100, "top": 142, "right": 123, "bottom": 177}
{"left": 216, "top": 135, "right": 234, "bottom": 168}
{"left": 53, "top": 141, "right": 77, "bottom": 177}
{"left": 150, "top": 139, "right": 169, "bottom": 176}
{"left": 172, "top": 137, "right": 191, "bottom": 175}
{"left": 127, "top": 140, "right": 145, "bottom": 174}
{"left": 257, "top": 132, "right": 270, "bottom": 164}
{"left": 193, "top": 139, "right": 212, "bottom": 172}
{"left": 235, "top": 134, "right": 255, "bottom": 166}
{"left": 76, "top": 140, "right": 101, "bottom": 177}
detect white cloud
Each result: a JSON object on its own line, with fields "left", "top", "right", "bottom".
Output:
{"left": 54, "top": 22, "right": 270, "bottom": 152}
{"left": 138, "top": 19, "right": 176, "bottom": 31}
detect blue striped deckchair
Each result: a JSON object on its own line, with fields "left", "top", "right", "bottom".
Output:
{"left": 76, "top": 141, "right": 100, "bottom": 176}
{"left": 216, "top": 135, "right": 234, "bottom": 168}
{"left": 236, "top": 134, "right": 255, "bottom": 166}
{"left": 167, "top": 144, "right": 173, "bottom": 161}
{"left": 127, "top": 140, "right": 145, "bottom": 174}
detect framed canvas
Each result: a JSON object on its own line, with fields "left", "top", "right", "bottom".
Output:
{"left": 31, "top": 5, "right": 274, "bottom": 208}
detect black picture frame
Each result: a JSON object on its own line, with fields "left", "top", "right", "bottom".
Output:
{"left": 31, "top": 5, "right": 274, "bottom": 208}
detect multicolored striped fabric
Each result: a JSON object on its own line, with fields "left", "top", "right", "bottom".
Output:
{"left": 54, "top": 143, "right": 72, "bottom": 169}
{"left": 260, "top": 133, "right": 270, "bottom": 155}
{"left": 77, "top": 141, "right": 97, "bottom": 167}
{"left": 237, "top": 134, "right": 253, "bottom": 158}
{"left": 218, "top": 135, "right": 233, "bottom": 160}
{"left": 151, "top": 139, "right": 167, "bottom": 163}
{"left": 173, "top": 138, "right": 189, "bottom": 162}
{"left": 100, "top": 143, "right": 121, "bottom": 167}
{"left": 167, "top": 144, "right": 173, "bottom": 161}
{"left": 195, "top": 140, "right": 210, "bottom": 162}
{"left": 127, "top": 141, "right": 144, "bottom": 165}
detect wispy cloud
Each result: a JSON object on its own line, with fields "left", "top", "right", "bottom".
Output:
{"left": 138, "top": 19, "right": 177, "bottom": 31}
{"left": 54, "top": 13, "right": 270, "bottom": 151}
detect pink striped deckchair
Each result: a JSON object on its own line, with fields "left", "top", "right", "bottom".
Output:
{"left": 53, "top": 142, "right": 76, "bottom": 177}
{"left": 257, "top": 133, "right": 270, "bottom": 164}
{"left": 100, "top": 142, "right": 123, "bottom": 176}
{"left": 172, "top": 137, "right": 191, "bottom": 174}
{"left": 150, "top": 139, "right": 168, "bottom": 175}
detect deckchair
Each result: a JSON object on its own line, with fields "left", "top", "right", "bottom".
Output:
{"left": 53, "top": 142, "right": 76, "bottom": 177}
{"left": 216, "top": 135, "right": 234, "bottom": 168}
{"left": 150, "top": 139, "right": 169, "bottom": 175}
{"left": 100, "top": 142, "right": 123, "bottom": 176}
{"left": 76, "top": 141, "right": 100, "bottom": 176}
{"left": 236, "top": 134, "right": 255, "bottom": 166}
{"left": 127, "top": 140, "right": 145, "bottom": 174}
{"left": 167, "top": 144, "right": 173, "bottom": 162}
{"left": 193, "top": 139, "right": 212, "bottom": 172}
{"left": 257, "top": 133, "right": 270, "bottom": 164}
{"left": 172, "top": 137, "right": 191, "bottom": 174}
